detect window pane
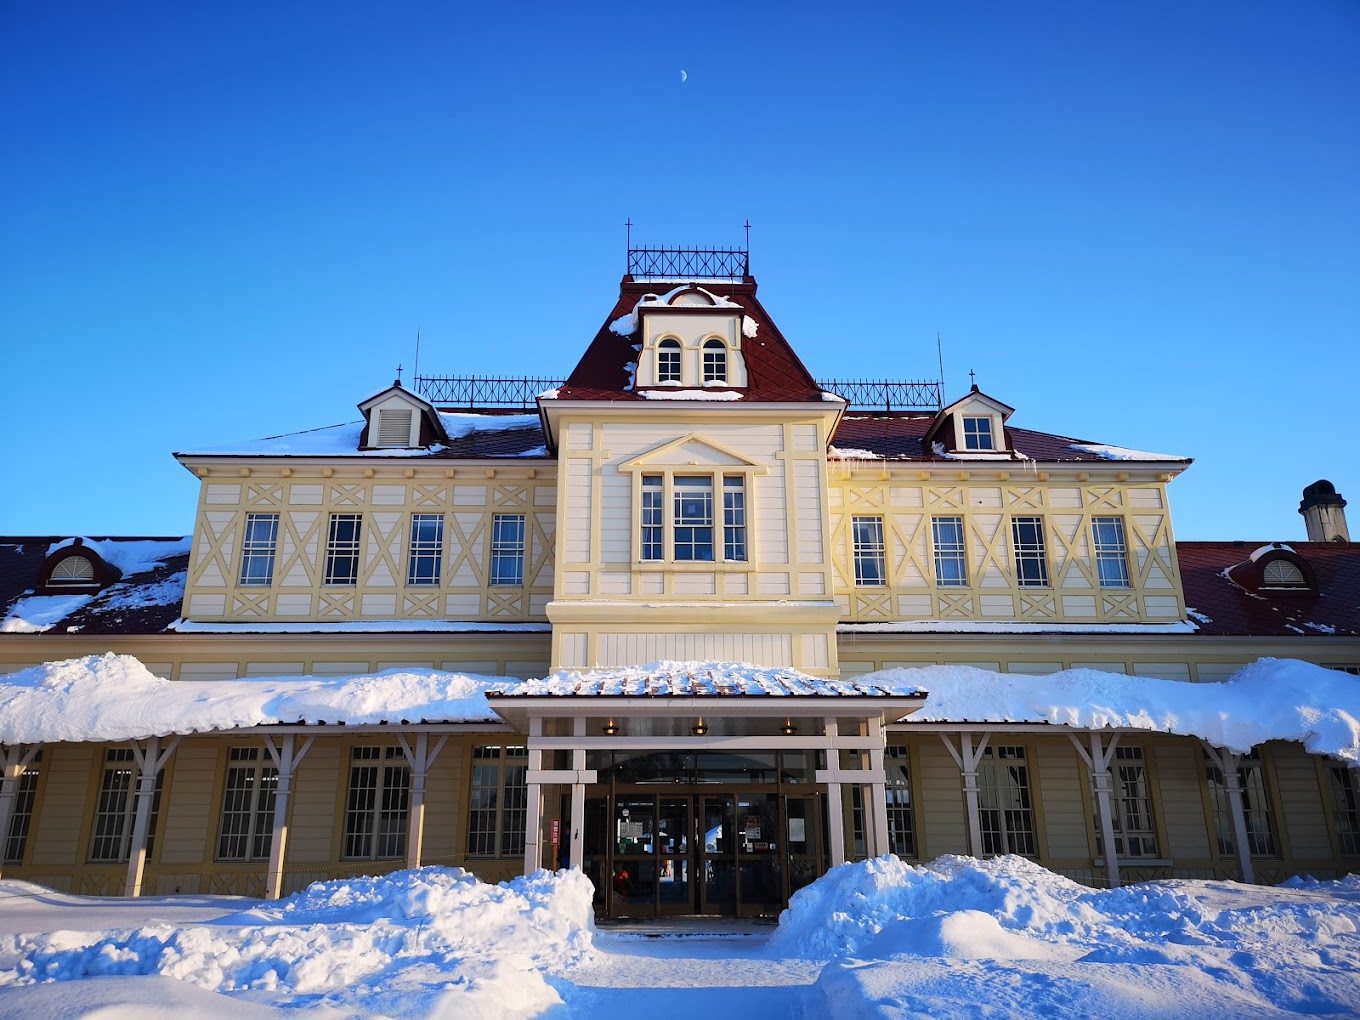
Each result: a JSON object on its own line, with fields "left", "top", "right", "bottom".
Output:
{"left": 723, "top": 476, "right": 746, "bottom": 561}
{"left": 852, "top": 516, "right": 886, "bottom": 586}
{"left": 407, "top": 513, "right": 444, "bottom": 586}
{"left": 239, "top": 513, "right": 279, "bottom": 586}
{"left": 673, "top": 477, "right": 714, "bottom": 561}
{"left": 1011, "top": 516, "right": 1049, "bottom": 587}
{"left": 978, "top": 746, "right": 1036, "bottom": 856}
{"left": 4, "top": 757, "right": 40, "bottom": 864}
{"left": 963, "top": 417, "right": 994, "bottom": 450}
{"left": 703, "top": 339, "right": 727, "bottom": 383}
{"left": 324, "top": 514, "right": 362, "bottom": 585}
{"left": 1330, "top": 766, "right": 1360, "bottom": 856}
{"left": 1092, "top": 516, "right": 1130, "bottom": 588}
{"left": 490, "top": 514, "right": 526, "bottom": 585}
{"left": 885, "top": 745, "right": 916, "bottom": 857}
{"left": 641, "top": 476, "right": 663, "bottom": 561}
{"left": 658, "top": 340, "right": 681, "bottom": 383}
{"left": 932, "top": 516, "right": 967, "bottom": 587}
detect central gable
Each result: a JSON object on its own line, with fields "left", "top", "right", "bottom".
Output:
{"left": 620, "top": 434, "right": 765, "bottom": 472}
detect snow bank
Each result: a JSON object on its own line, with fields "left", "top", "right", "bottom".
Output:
{"left": 863, "top": 658, "right": 1360, "bottom": 762}
{"left": 1, "top": 867, "right": 596, "bottom": 1017}
{"left": 0, "top": 654, "right": 505, "bottom": 743}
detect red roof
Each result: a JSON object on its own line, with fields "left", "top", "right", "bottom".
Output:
{"left": 1177, "top": 541, "right": 1360, "bottom": 638}
{"left": 554, "top": 278, "right": 825, "bottom": 402}
{"left": 831, "top": 413, "right": 1191, "bottom": 464}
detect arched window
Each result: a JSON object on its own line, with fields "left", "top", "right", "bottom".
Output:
{"left": 49, "top": 555, "right": 96, "bottom": 586}
{"left": 702, "top": 339, "right": 727, "bottom": 383}
{"left": 1262, "top": 559, "right": 1307, "bottom": 589}
{"left": 657, "top": 339, "right": 681, "bottom": 383}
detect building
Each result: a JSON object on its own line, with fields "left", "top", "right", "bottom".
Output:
{"left": 2, "top": 247, "right": 1358, "bottom": 918}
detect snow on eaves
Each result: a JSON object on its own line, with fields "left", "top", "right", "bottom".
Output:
{"left": 862, "top": 658, "right": 1360, "bottom": 762}
{"left": 0, "top": 654, "right": 508, "bottom": 743}
{"left": 1068, "top": 442, "right": 1189, "bottom": 462}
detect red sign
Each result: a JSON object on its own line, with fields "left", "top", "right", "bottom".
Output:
{"left": 550, "top": 819, "right": 561, "bottom": 846}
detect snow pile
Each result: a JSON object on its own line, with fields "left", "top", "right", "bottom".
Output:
{"left": 1, "top": 594, "right": 96, "bottom": 633}
{"left": 0, "top": 654, "right": 506, "bottom": 743}
{"left": 1069, "top": 442, "right": 1188, "bottom": 461}
{"left": 778, "top": 856, "right": 1360, "bottom": 1017}
{"left": 828, "top": 446, "right": 883, "bottom": 460}
{"left": 1, "top": 867, "right": 596, "bottom": 1017}
{"left": 863, "top": 658, "right": 1360, "bottom": 762}
{"left": 46, "top": 537, "right": 190, "bottom": 575}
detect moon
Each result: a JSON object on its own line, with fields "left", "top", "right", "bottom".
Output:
{"left": 680, "top": 69, "right": 687, "bottom": 82}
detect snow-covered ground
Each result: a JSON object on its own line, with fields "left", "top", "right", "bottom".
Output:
{"left": 1, "top": 857, "right": 1358, "bottom": 1018}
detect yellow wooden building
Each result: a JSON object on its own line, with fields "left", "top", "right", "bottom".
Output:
{"left": 1, "top": 247, "right": 1357, "bottom": 918}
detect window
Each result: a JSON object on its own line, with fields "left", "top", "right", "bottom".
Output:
{"left": 1097, "top": 746, "right": 1159, "bottom": 858}
{"left": 931, "top": 516, "right": 968, "bottom": 587}
{"left": 962, "top": 416, "right": 995, "bottom": 450}
{"left": 238, "top": 513, "right": 280, "bottom": 586}
{"left": 406, "top": 514, "right": 444, "bottom": 586}
{"left": 978, "top": 745, "right": 1036, "bottom": 856}
{"left": 885, "top": 744, "right": 916, "bottom": 857}
{"left": 1092, "top": 517, "right": 1130, "bottom": 588}
{"left": 641, "top": 475, "right": 664, "bottom": 561}
{"left": 4, "top": 751, "right": 41, "bottom": 864}
{"left": 1262, "top": 560, "right": 1307, "bottom": 589}
{"left": 853, "top": 516, "right": 886, "bottom": 586}
{"left": 673, "top": 477, "right": 714, "bottom": 561}
{"left": 702, "top": 339, "right": 727, "bottom": 383}
{"left": 216, "top": 747, "right": 278, "bottom": 862}
{"left": 343, "top": 746, "right": 409, "bottom": 860}
{"left": 324, "top": 513, "right": 362, "bottom": 586}
{"left": 90, "top": 748, "right": 164, "bottom": 863}
{"left": 49, "top": 555, "right": 95, "bottom": 586}
{"left": 1205, "top": 750, "right": 1277, "bottom": 857}
{"left": 657, "top": 339, "right": 681, "bottom": 383}
{"left": 723, "top": 477, "right": 747, "bottom": 562}
{"left": 1328, "top": 766, "right": 1360, "bottom": 856}
{"left": 467, "top": 745, "right": 527, "bottom": 857}
{"left": 490, "top": 513, "right": 526, "bottom": 586}
{"left": 1011, "top": 517, "right": 1049, "bottom": 587}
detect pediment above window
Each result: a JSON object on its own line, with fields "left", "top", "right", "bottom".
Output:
{"left": 620, "top": 434, "right": 764, "bottom": 472}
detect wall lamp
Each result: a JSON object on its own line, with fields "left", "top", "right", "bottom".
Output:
{"left": 603, "top": 719, "right": 620, "bottom": 736}
{"left": 691, "top": 718, "right": 708, "bottom": 736}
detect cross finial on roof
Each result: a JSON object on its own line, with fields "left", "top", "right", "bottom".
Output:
{"left": 968, "top": 368, "right": 977, "bottom": 391}
{"left": 743, "top": 219, "right": 751, "bottom": 249}
{"left": 395, "top": 363, "right": 403, "bottom": 387}
{"left": 625, "top": 217, "right": 633, "bottom": 249}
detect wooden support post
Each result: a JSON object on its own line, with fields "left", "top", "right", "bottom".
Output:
{"left": 825, "top": 718, "right": 846, "bottom": 866}
{"left": 524, "top": 717, "right": 544, "bottom": 876}
{"left": 1070, "top": 731, "right": 1121, "bottom": 888}
{"left": 940, "top": 731, "right": 989, "bottom": 859}
{"left": 867, "top": 717, "right": 891, "bottom": 857}
{"left": 0, "top": 745, "right": 38, "bottom": 881}
{"left": 123, "top": 735, "right": 179, "bottom": 897}
{"left": 399, "top": 733, "right": 448, "bottom": 870}
{"left": 264, "top": 734, "right": 315, "bottom": 899}
{"left": 569, "top": 717, "right": 586, "bottom": 872}
{"left": 1204, "top": 742, "right": 1254, "bottom": 884}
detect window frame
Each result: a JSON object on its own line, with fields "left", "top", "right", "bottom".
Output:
{"left": 634, "top": 470, "right": 752, "bottom": 565}
{"left": 1203, "top": 749, "right": 1279, "bottom": 859}
{"left": 885, "top": 743, "right": 918, "bottom": 859}
{"left": 1327, "top": 764, "right": 1360, "bottom": 857}
{"left": 1011, "top": 516, "right": 1050, "bottom": 588}
{"left": 466, "top": 744, "right": 528, "bottom": 858}
{"left": 977, "top": 744, "right": 1038, "bottom": 857}
{"left": 852, "top": 515, "right": 887, "bottom": 587}
{"left": 1094, "top": 745, "right": 1161, "bottom": 860}
{"left": 656, "top": 338, "right": 682, "bottom": 384}
{"left": 702, "top": 338, "right": 728, "bottom": 384}
{"left": 215, "top": 746, "right": 279, "bottom": 863}
{"left": 3, "top": 750, "right": 42, "bottom": 865}
{"left": 931, "top": 515, "right": 968, "bottom": 587}
{"left": 1091, "top": 516, "right": 1131, "bottom": 589}
{"left": 238, "top": 512, "right": 280, "bottom": 587}
{"left": 962, "top": 416, "right": 995, "bottom": 450}
{"left": 323, "top": 513, "right": 363, "bottom": 586}
{"left": 406, "top": 513, "right": 445, "bottom": 587}
{"left": 89, "top": 748, "right": 165, "bottom": 864}
{"left": 489, "top": 513, "right": 527, "bottom": 586}
{"left": 48, "top": 555, "right": 97, "bottom": 587}
{"left": 341, "top": 745, "right": 410, "bottom": 861}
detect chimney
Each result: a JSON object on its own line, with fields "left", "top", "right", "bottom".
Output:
{"left": 1299, "top": 480, "right": 1350, "bottom": 543}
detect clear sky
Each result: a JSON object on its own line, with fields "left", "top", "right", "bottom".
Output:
{"left": 2, "top": 2, "right": 1357, "bottom": 541}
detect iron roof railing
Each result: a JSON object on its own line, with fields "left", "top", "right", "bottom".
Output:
{"left": 627, "top": 246, "right": 750, "bottom": 282}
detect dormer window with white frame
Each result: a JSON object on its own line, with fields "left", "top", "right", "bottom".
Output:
{"left": 702, "top": 338, "right": 728, "bottom": 384}
{"left": 357, "top": 381, "right": 445, "bottom": 451}
{"left": 657, "top": 339, "right": 682, "bottom": 384}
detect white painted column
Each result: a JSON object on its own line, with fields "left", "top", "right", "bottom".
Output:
{"left": 867, "top": 717, "right": 891, "bottom": 857}
{"left": 264, "top": 734, "right": 315, "bottom": 900}
{"left": 524, "top": 717, "right": 544, "bottom": 876}
{"left": 1070, "top": 731, "right": 1121, "bottom": 888}
{"left": 940, "top": 731, "right": 989, "bottom": 859}
{"left": 399, "top": 733, "right": 449, "bottom": 870}
{"left": 824, "top": 718, "right": 846, "bottom": 866}
{"left": 0, "top": 745, "right": 38, "bottom": 880}
{"left": 123, "top": 735, "right": 179, "bottom": 897}
{"left": 1204, "top": 742, "right": 1254, "bottom": 884}
{"left": 569, "top": 717, "right": 586, "bottom": 872}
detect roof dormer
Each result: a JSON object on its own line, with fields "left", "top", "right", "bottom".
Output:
{"left": 627, "top": 285, "right": 751, "bottom": 390}
{"left": 36, "top": 538, "right": 122, "bottom": 595}
{"left": 1226, "top": 543, "right": 1318, "bottom": 595}
{"left": 357, "top": 381, "right": 448, "bottom": 450}
{"left": 923, "top": 386, "right": 1016, "bottom": 456}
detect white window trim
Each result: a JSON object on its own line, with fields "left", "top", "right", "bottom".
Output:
{"left": 631, "top": 468, "right": 755, "bottom": 566}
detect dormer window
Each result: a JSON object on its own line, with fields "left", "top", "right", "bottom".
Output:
{"left": 49, "top": 555, "right": 96, "bottom": 587}
{"left": 1262, "top": 560, "right": 1307, "bottom": 589}
{"left": 702, "top": 339, "right": 728, "bottom": 383}
{"left": 375, "top": 408, "right": 415, "bottom": 448}
{"left": 963, "top": 417, "right": 995, "bottom": 450}
{"left": 657, "top": 339, "right": 682, "bottom": 383}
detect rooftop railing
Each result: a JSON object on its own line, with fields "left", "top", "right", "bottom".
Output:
{"left": 627, "top": 246, "right": 750, "bottom": 282}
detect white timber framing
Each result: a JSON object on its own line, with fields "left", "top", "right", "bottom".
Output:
{"left": 124, "top": 735, "right": 181, "bottom": 897}
{"left": 398, "top": 732, "right": 449, "bottom": 870}
{"left": 1069, "top": 731, "right": 1122, "bottom": 888}
{"left": 937, "top": 730, "right": 991, "bottom": 859}
{"left": 0, "top": 743, "right": 40, "bottom": 880}
{"left": 262, "top": 733, "right": 316, "bottom": 899}
{"left": 1202, "top": 740, "right": 1255, "bottom": 884}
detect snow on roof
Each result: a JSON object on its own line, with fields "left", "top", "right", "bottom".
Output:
{"left": 1249, "top": 542, "right": 1296, "bottom": 562}
{"left": 1, "top": 594, "right": 95, "bottom": 634}
{"left": 493, "top": 661, "right": 922, "bottom": 699}
{"left": 862, "top": 658, "right": 1360, "bottom": 762}
{"left": 608, "top": 285, "right": 743, "bottom": 336}
{"left": 176, "top": 414, "right": 544, "bottom": 458}
{"left": 0, "top": 654, "right": 508, "bottom": 743}
{"left": 1067, "top": 442, "right": 1189, "bottom": 462}
{"left": 46, "top": 537, "right": 190, "bottom": 576}
{"left": 168, "top": 619, "right": 551, "bottom": 634}
{"left": 638, "top": 389, "right": 743, "bottom": 401}
{"left": 838, "top": 620, "right": 1197, "bottom": 635}
{"left": 829, "top": 446, "right": 884, "bottom": 460}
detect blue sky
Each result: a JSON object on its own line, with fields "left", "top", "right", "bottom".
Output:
{"left": 3, "top": 2, "right": 1357, "bottom": 540}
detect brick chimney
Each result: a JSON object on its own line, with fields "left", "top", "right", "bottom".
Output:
{"left": 1299, "top": 480, "right": 1350, "bottom": 543}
